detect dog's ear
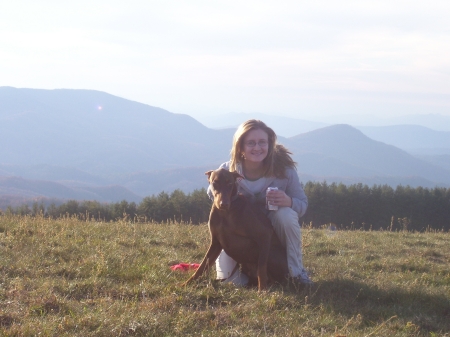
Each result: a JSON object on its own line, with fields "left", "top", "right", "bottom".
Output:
{"left": 205, "top": 170, "right": 214, "bottom": 182}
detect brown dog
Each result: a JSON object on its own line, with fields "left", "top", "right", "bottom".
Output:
{"left": 183, "top": 168, "right": 288, "bottom": 290}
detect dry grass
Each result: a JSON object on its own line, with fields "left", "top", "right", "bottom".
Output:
{"left": 0, "top": 215, "right": 449, "bottom": 336}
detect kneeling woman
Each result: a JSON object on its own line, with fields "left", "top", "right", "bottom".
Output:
{"left": 209, "top": 119, "right": 312, "bottom": 286}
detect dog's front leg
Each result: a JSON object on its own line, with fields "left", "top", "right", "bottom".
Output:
{"left": 256, "top": 235, "right": 272, "bottom": 291}
{"left": 182, "top": 237, "right": 222, "bottom": 286}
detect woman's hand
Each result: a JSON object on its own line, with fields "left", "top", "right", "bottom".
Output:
{"left": 266, "top": 189, "right": 292, "bottom": 208}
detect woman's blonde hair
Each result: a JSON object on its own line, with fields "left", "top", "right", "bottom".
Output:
{"left": 229, "top": 119, "right": 296, "bottom": 178}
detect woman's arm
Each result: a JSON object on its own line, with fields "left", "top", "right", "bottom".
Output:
{"left": 285, "top": 168, "right": 308, "bottom": 217}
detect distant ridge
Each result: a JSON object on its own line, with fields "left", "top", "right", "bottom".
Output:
{"left": 0, "top": 176, "right": 141, "bottom": 203}
{"left": 197, "top": 112, "right": 329, "bottom": 137}
{"left": 197, "top": 111, "right": 450, "bottom": 155}
{"left": 357, "top": 125, "right": 450, "bottom": 155}
{"left": 0, "top": 87, "right": 230, "bottom": 173}
{"left": 287, "top": 124, "right": 450, "bottom": 183}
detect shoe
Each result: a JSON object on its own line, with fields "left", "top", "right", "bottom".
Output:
{"left": 293, "top": 269, "right": 313, "bottom": 286}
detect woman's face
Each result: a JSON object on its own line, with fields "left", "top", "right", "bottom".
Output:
{"left": 241, "top": 128, "right": 269, "bottom": 165}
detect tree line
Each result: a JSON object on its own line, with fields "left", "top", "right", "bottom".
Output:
{"left": 302, "top": 182, "right": 450, "bottom": 231}
{"left": 2, "top": 189, "right": 211, "bottom": 225}
{"left": 2, "top": 182, "right": 449, "bottom": 231}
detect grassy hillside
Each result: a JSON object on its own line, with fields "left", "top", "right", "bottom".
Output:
{"left": 0, "top": 215, "right": 449, "bottom": 336}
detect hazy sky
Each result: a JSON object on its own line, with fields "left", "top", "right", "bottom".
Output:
{"left": 1, "top": 1, "right": 449, "bottom": 122}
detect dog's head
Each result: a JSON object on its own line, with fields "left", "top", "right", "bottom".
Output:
{"left": 206, "top": 168, "right": 243, "bottom": 210}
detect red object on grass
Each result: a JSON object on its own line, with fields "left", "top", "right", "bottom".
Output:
{"left": 170, "top": 263, "right": 200, "bottom": 271}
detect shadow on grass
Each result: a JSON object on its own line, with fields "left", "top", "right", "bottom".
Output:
{"left": 300, "top": 278, "right": 450, "bottom": 333}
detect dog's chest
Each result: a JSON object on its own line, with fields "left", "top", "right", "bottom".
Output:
{"left": 210, "top": 209, "right": 248, "bottom": 237}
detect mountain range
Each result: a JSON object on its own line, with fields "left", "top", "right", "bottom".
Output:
{"left": 1, "top": 87, "right": 450, "bottom": 206}
{"left": 197, "top": 112, "right": 450, "bottom": 155}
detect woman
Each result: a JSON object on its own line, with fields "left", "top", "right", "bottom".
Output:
{"left": 209, "top": 119, "right": 312, "bottom": 286}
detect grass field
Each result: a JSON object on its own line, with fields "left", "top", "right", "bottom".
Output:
{"left": 0, "top": 215, "right": 449, "bottom": 336}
